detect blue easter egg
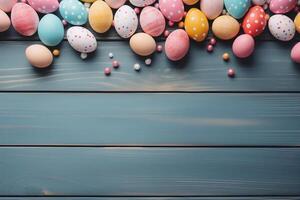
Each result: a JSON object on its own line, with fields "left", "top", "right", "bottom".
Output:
{"left": 224, "top": 0, "right": 251, "bottom": 19}
{"left": 38, "top": 14, "right": 64, "bottom": 46}
{"left": 59, "top": 0, "right": 88, "bottom": 25}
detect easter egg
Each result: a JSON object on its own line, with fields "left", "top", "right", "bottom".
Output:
{"left": 27, "top": 0, "right": 59, "bottom": 14}
{"left": 291, "top": 42, "right": 300, "bottom": 64}
{"left": 294, "top": 13, "right": 300, "bottom": 34}
{"left": 89, "top": 0, "right": 113, "bottom": 33}
{"left": 268, "top": 14, "right": 295, "bottom": 41}
{"left": 232, "top": 34, "right": 255, "bottom": 58}
{"left": 81, "top": 0, "right": 96, "bottom": 2}
{"left": 59, "top": 0, "right": 88, "bottom": 25}
{"left": 0, "top": 0, "right": 17, "bottom": 12}
{"left": 114, "top": 5, "right": 138, "bottom": 38}
{"left": 105, "top": 0, "right": 126, "bottom": 9}
{"left": 212, "top": 15, "right": 240, "bottom": 40}
{"left": 252, "top": 0, "right": 266, "bottom": 5}
{"left": 184, "top": 8, "right": 209, "bottom": 42}
{"left": 165, "top": 29, "right": 190, "bottom": 61}
{"left": 25, "top": 44, "right": 53, "bottom": 68}
{"left": 67, "top": 26, "right": 97, "bottom": 53}
{"left": 130, "top": 0, "right": 155, "bottom": 7}
{"left": 200, "top": 0, "right": 224, "bottom": 20}
{"left": 183, "top": 0, "right": 199, "bottom": 5}
{"left": 0, "top": 9, "right": 10, "bottom": 32}
{"left": 269, "top": 0, "right": 297, "bottom": 14}
{"left": 159, "top": 0, "right": 184, "bottom": 22}
{"left": 130, "top": 33, "right": 156, "bottom": 56}
{"left": 38, "top": 14, "right": 64, "bottom": 46}
{"left": 11, "top": 3, "right": 39, "bottom": 36}
{"left": 224, "top": 0, "right": 251, "bottom": 19}
{"left": 140, "top": 6, "right": 165, "bottom": 37}
{"left": 242, "top": 6, "right": 266, "bottom": 37}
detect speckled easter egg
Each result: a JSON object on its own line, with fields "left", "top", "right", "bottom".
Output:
{"left": 27, "top": 0, "right": 59, "bottom": 14}
{"left": 291, "top": 42, "right": 300, "bottom": 64}
{"left": 200, "top": 0, "right": 224, "bottom": 20}
{"left": 212, "top": 15, "right": 240, "bottom": 40}
{"left": 38, "top": 14, "right": 64, "bottom": 46}
{"left": 0, "top": 0, "right": 17, "bottom": 12}
{"left": 268, "top": 14, "right": 295, "bottom": 41}
{"left": 105, "top": 0, "right": 126, "bottom": 9}
{"left": 140, "top": 6, "right": 165, "bottom": 37}
{"left": 185, "top": 8, "right": 209, "bottom": 42}
{"left": 165, "top": 29, "right": 190, "bottom": 61}
{"left": 114, "top": 5, "right": 138, "bottom": 38}
{"left": 25, "top": 44, "right": 53, "bottom": 68}
{"left": 130, "top": 0, "right": 156, "bottom": 7}
{"left": 270, "top": 0, "right": 297, "bottom": 14}
{"left": 0, "top": 9, "right": 10, "bottom": 32}
{"left": 183, "top": 0, "right": 199, "bottom": 5}
{"left": 294, "top": 13, "right": 300, "bottom": 34}
{"left": 130, "top": 33, "right": 156, "bottom": 56}
{"left": 159, "top": 0, "right": 184, "bottom": 22}
{"left": 67, "top": 26, "right": 97, "bottom": 53}
{"left": 232, "top": 34, "right": 255, "bottom": 58}
{"left": 89, "top": 0, "right": 113, "bottom": 33}
{"left": 242, "top": 6, "right": 266, "bottom": 37}
{"left": 11, "top": 3, "right": 39, "bottom": 36}
{"left": 224, "top": 0, "right": 251, "bottom": 19}
{"left": 59, "top": 0, "right": 88, "bottom": 25}
{"left": 252, "top": 0, "right": 266, "bottom": 5}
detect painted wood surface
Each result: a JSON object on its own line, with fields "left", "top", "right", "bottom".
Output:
{"left": 0, "top": 93, "right": 300, "bottom": 146}
{"left": 1, "top": 198, "right": 300, "bottom": 200}
{"left": 0, "top": 148, "right": 300, "bottom": 196}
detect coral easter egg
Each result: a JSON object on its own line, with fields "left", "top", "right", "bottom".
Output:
{"left": 185, "top": 8, "right": 209, "bottom": 42}
{"left": 268, "top": 14, "right": 295, "bottom": 41}
{"left": 232, "top": 34, "right": 255, "bottom": 58}
{"left": 242, "top": 6, "right": 266, "bottom": 37}
{"left": 200, "top": 0, "right": 224, "bottom": 20}
{"left": 105, "top": 0, "right": 126, "bottom": 9}
{"left": 0, "top": 9, "right": 10, "bottom": 32}
{"left": 270, "top": 0, "right": 297, "bottom": 14}
{"left": 89, "top": 0, "right": 113, "bottom": 33}
{"left": 0, "top": 0, "right": 17, "bottom": 12}
{"left": 25, "top": 44, "right": 53, "bottom": 68}
{"left": 59, "top": 0, "right": 88, "bottom": 25}
{"left": 212, "top": 15, "right": 240, "bottom": 40}
{"left": 291, "top": 42, "right": 300, "bottom": 64}
{"left": 159, "top": 0, "right": 184, "bottom": 22}
{"left": 114, "top": 5, "right": 138, "bottom": 38}
{"left": 130, "top": 33, "right": 156, "bottom": 56}
{"left": 140, "top": 6, "right": 165, "bottom": 37}
{"left": 67, "top": 26, "right": 97, "bottom": 53}
{"left": 165, "top": 29, "right": 190, "bottom": 61}
{"left": 27, "top": 0, "right": 59, "bottom": 14}
{"left": 224, "top": 0, "right": 251, "bottom": 19}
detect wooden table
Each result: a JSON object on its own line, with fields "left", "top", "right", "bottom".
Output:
{"left": 0, "top": 20, "right": 300, "bottom": 199}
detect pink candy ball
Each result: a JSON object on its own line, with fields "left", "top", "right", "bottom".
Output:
{"left": 232, "top": 34, "right": 255, "bottom": 58}
{"left": 112, "top": 60, "right": 119, "bottom": 68}
{"left": 104, "top": 67, "right": 111, "bottom": 76}
{"left": 207, "top": 44, "right": 214, "bottom": 52}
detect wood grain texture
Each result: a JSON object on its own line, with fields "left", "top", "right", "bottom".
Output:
{"left": 1, "top": 198, "right": 300, "bottom": 200}
{"left": 0, "top": 148, "right": 299, "bottom": 196}
{"left": 0, "top": 41, "right": 300, "bottom": 92}
{"left": 0, "top": 93, "right": 300, "bottom": 146}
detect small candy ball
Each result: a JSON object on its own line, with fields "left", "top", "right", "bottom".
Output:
{"left": 164, "top": 30, "right": 170, "bottom": 37}
{"left": 207, "top": 44, "right": 214, "bottom": 52}
{"left": 168, "top": 21, "right": 174, "bottom": 27}
{"left": 232, "top": 34, "right": 255, "bottom": 58}
{"left": 178, "top": 21, "right": 184, "bottom": 28}
{"left": 53, "top": 49, "right": 60, "bottom": 57}
{"left": 62, "top": 19, "right": 67, "bottom": 26}
{"left": 222, "top": 53, "right": 230, "bottom": 61}
{"left": 112, "top": 60, "right": 119, "bottom": 68}
{"left": 134, "top": 63, "right": 141, "bottom": 71}
{"left": 108, "top": 52, "right": 114, "bottom": 59}
{"left": 145, "top": 58, "right": 152, "bottom": 65}
{"left": 228, "top": 68, "right": 235, "bottom": 78}
{"left": 104, "top": 67, "right": 111, "bottom": 75}
{"left": 134, "top": 7, "right": 140, "bottom": 14}
{"left": 156, "top": 44, "right": 163, "bottom": 52}
{"left": 209, "top": 38, "right": 217, "bottom": 46}
{"left": 81, "top": 53, "right": 88, "bottom": 60}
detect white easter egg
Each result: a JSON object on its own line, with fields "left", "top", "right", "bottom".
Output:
{"left": 114, "top": 5, "right": 138, "bottom": 38}
{"left": 129, "top": 0, "right": 156, "bottom": 7}
{"left": 268, "top": 14, "right": 295, "bottom": 41}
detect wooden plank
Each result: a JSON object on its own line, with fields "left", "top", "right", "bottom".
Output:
{"left": 0, "top": 93, "right": 300, "bottom": 146}
{"left": 0, "top": 147, "right": 299, "bottom": 196}
{"left": 1, "top": 198, "right": 299, "bottom": 199}
{"left": 1, "top": 41, "right": 300, "bottom": 92}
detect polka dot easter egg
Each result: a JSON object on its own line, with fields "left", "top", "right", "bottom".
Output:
{"left": 11, "top": 3, "right": 39, "bottom": 36}
{"left": 242, "top": 6, "right": 266, "bottom": 37}
{"left": 140, "top": 6, "right": 165, "bottom": 37}
{"left": 184, "top": 8, "right": 209, "bottom": 42}
{"left": 129, "top": 0, "right": 156, "bottom": 7}
{"left": 165, "top": 29, "right": 190, "bottom": 61}
{"left": 224, "top": 0, "right": 251, "bottom": 19}
{"left": 59, "top": 0, "right": 88, "bottom": 25}
{"left": 159, "top": 0, "right": 184, "bottom": 22}
{"left": 269, "top": 0, "right": 297, "bottom": 14}
{"left": 268, "top": 14, "right": 295, "bottom": 41}
{"left": 27, "top": 0, "right": 59, "bottom": 14}
{"left": 105, "top": 0, "right": 126, "bottom": 9}
{"left": 67, "top": 26, "right": 97, "bottom": 53}
{"left": 0, "top": 0, "right": 17, "bottom": 12}
{"left": 200, "top": 0, "right": 224, "bottom": 20}
{"left": 114, "top": 5, "right": 138, "bottom": 38}
{"left": 252, "top": 0, "right": 266, "bottom": 6}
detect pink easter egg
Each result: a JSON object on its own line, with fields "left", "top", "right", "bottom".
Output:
{"left": 130, "top": 0, "right": 156, "bottom": 7}
{"left": 270, "top": 0, "right": 297, "bottom": 14}
{"left": 0, "top": 0, "right": 17, "bottom": 12}
{"left": 291, "top": 42, "right": 300, "bottom": 64}
{"left": 27, "top": 0, "right": 59, "bottom": 14}
{"left": 165, "top": 29, "right": 190, "bottom": 61}
{"left": 140, "top": 6, "right": 166, "bottom": 37}
{"left": 232, "top": 34, "right": 255, "bottom": 58}
{"left": 11, "top": 3, "right": 39, "bottom": 36}
{"left": 159, "top": 0, "right": 184, "bottom": 22}
{"left": 105, "top": 0, "right": 126, "bottom": 9}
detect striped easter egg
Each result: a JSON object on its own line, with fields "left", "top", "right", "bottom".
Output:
{"left": 140, "top": 6, "right": 165, "bottom": 37}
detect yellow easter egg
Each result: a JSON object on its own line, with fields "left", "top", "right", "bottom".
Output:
{"left": 184, "top": 8, "right": 209, "bottom": 42}
{"left": 183, "top": 0, "right": 199, "bottom": 5}
{"left": 81, "top": 0, "right": 97, "bottom": 3}
{"left": 89, "top": 0, "right": 113, "bottom": 33}
{"left": 212, "top": 15, "right": 240, "bottom": 40}
{"left": 294, "top": 13, "right": 300, "bottom": 34}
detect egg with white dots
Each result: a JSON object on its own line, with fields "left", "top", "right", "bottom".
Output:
{"left": 224, "top": 0, "right": 251, "bottom": 19}
{"left": 59, "top": 0, "right": 88, "bottom": 25}
{"left": 27, "top": 0, "right": 59, "bottom": 14}
{"left": 129, "top": 0, "right": 156, "bottom": 7}
{"left": 114, "top": 5, "right": 138, "bottom": 38}
{"left": 67, "top": 26, "right": 97, "bottom": 53}
{"left": 252, "top": 0, "right": 266, "bottom": 5}
{"left": 268, "top": 14, "right": 295, "bottom": 41}
{"left": 159, "top": 0, "right": 184, "bottom": 22}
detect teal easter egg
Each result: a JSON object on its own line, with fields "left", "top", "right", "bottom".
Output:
{"left": 59, "top": 0, "right": 87, "bottom": 25}
{"left": 224, "top": 0, "right": 251, "bottom": 19}
{"left": 38, "top": 14, "right": 64, "bottom": 46}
